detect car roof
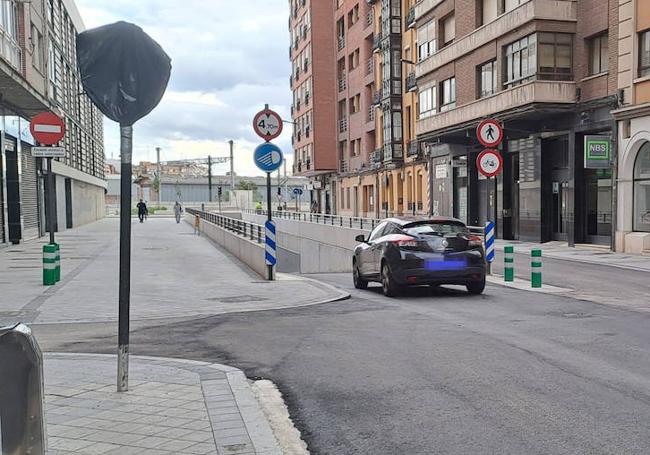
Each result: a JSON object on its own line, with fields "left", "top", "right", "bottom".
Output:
{"left": 382, "top": 216, "right": 465, "bottom": 226}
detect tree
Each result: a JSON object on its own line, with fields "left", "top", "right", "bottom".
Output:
{"left": 236, "top": 180, "right": 258, "bottom": 191}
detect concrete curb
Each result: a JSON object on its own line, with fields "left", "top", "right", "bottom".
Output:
{"left": 486, "top": 275, "right": 571, "bottom": 294}
{"left": 46, "top": 353, "right": 283, "bottom": 455}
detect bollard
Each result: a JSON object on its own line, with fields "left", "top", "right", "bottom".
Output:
{"left": 42, "top": 244, "right": 56, "bottom": 286}
{"left": 531, "top": 249, "right": 542, "bottom": 288}
{"left": 504, "top": 245, "right": 514, "bottom": 282}
{"left": 54, "top": 243, "right": 61, "bottom": 282}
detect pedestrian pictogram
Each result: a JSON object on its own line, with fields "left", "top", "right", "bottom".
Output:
{"left": 253, "top": 108, "right": 283, "bottom": 141}
{"left": 265, "top": 220, "right": 277, "bottom": 266}
{"left": 254, "top": 143, "right": 284, "bottom": 173}
{"left": 477, "top": 149, "right": 503, "bottom": 178}
{"left": 476, "top": 119, "right": 503, "bottom": 148}
{"left": 30, "top": 112, "right": 66, "bottom": 145}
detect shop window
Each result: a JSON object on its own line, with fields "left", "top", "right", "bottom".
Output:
{"left": 634, "top": 142, "right": 650, "bottom": 232}
{"left": 640, "top": 30, "right": 650, "bottom": 77}
{"left": 588, "top": 34, "right": 608, "bottom": 75}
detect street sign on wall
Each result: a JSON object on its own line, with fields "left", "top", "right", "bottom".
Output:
{"left": 477, "top": 149, "right": 503, "bottom": 178}
{"left": 476, "top": 119, "right": 503, "bottom": 148}
{"left": 29, "top": 112, "right": 66, "bottom": 145}
{"left": 584, "top": 135, "right": 611, "bottom": 169}
{"left": 31, "top": 147, "right": 66, "bottom": 158}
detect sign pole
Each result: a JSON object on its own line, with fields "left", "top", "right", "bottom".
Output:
{"left": 46, "top": 157, "right": 56, "bottom": 245}
{"left": 266, "top": 171, "right": 273, "bottom": 281}
{"left": 117, "top": 124, "right": 133, "bottom": 393}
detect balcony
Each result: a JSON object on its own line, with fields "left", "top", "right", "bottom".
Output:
{"left": 373, "top": 90, "right": 382, "bottom": 105}
{"left": 338, "top": 78, "right": 347, "bottom": 92}
{"left": 406, "top": 72, "right": 417, "bottom": 92}
{"left": 366, "top": 57, "right": 374, "bottom": 77}
{"left": 338, "top": 35, "right": 346, "bottom": 51}
{"left": 383, "top": 143, "right": 403, "bottom": 163}
{"left": 372, "top": 32, "right": 382, "bottom": 53}
{"left": 367, "top": 106, "right": 376, "bottom": 123}
{"left": 406, "top": 140, "right": 421, "bottom": 158}
{"left": 405, "top": 7, "right": 416, "bottom": 29}
{"left": 416, "top": 80, "right": 576, "bottom": 135}
{"left": 366, "top": 11, "right": 374, "bottom": 28}
{"left": 339, "top": 117, "right": 348, "bottom": 133}
{"left": 417, "top": 0, "right": 577, "bottom": 78}
{"left": 414, "top": 0, "right": 444, "bottom": 21}
{"left": 340, "top": 160, "right": 349, "bottom": 173}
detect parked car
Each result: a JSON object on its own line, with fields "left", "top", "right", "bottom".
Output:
{"left": 353, "top": 217, "right": 487, "bottom": 297}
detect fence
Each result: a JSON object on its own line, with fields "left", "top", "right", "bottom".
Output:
{"left": 187, "top": 208, "right": 264, "bottom": 244}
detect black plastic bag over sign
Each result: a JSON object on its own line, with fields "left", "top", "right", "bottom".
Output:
{"left": 76, "top": 21, "right": 172, "bottom": 126}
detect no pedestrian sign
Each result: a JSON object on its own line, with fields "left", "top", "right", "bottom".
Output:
{"left": 253, "top": 108, "right": 283, "bottom": 141}
{"left": 476, "top": 119, "right": 503, "bottom": 148}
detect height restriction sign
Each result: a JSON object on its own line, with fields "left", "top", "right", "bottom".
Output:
{"left": 476, "top": 119, "right": 503, "bottom": 148}
{"left": 253, "top": 108, "right": 283, "bottom": 142}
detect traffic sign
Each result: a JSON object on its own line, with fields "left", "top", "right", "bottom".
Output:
{"left": 30, "top": 112, "right": 66, "bottom": 145}
{"left": 293, "top": 188, "right": 303, "bottom": 196}
{"left": 32, "top": 147, "right": 66, "bottom": 158}
{"left": 253, "top": 108, "right": 283, "bottom": 141}
{"left": 477, "top": 149, "right": 503, "bottom": 178}
{"left": 254, "top": 143, "right": 284, "bottom": 173}
{"left": 485, "top": 221, "right": 495, "bottom": 263}
{"left": 476, "top": 119, "right": 503, "bottom": 148}
{"left": 265, "top": 220, "right": 277, "bottom": 266}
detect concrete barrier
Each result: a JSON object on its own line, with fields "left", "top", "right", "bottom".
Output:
{"left": 242, "top": 213, "right": 368, "bottom": 273}
{"left": 185, "top": 214, "right": 301, "bottom": 276}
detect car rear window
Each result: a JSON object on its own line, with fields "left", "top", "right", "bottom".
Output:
{"left": 403, "top": 222, "right": 468, "bottom": 236}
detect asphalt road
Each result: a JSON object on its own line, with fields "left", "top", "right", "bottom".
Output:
{"left": 35, "top": 259, "right": 650, "bottom": 455}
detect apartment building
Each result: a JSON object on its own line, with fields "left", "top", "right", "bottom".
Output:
{"left": 289, "top": 0, "right": 337, "bottom": 213}
{"left": 612, "top": 0, "right": 650, "bottom": 254}
{"left": 0, "top": 0, "right": 105, "bottom": 245}
{"left": 415, "top": 0, "right": 619, "bottom": 247}
{"left": 337, "top": 0, "right": 425, "bottom": 219}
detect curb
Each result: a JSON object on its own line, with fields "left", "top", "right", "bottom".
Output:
{"left": 486, "top": 275, "right": 571, "bottom": 294}
{"left": 45, "top": 353, "right": 283, "bottom": 455}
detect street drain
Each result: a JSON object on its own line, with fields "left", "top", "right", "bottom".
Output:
{"left": 208, "top": 295, "right": 269, "bottom": 303}
{"left": 562, "top": 312, "right": 593, "bottom": 319}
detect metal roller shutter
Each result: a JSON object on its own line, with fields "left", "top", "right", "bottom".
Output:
{"left": 0, "top": 155, "right": 5, "bottom": 244}
{"left": 20, "top": 146, "right": 40, "bottom": 240}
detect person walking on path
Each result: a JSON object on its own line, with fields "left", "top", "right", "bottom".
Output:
{"left": 174, "top": 201, "right": 183, "bottom": 224}
{"left": 255, "top": 201, "right": 263, "bottom": 214}
{"left": 136, "top": 199, "right": 148, "bottom": 223}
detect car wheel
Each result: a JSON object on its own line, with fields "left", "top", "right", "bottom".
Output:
{"left": 381, "top": 263, "right": 400, "bottom": 297}
{"left": 466, "top": 278, "right": 486, "bottom": 295}
{"left": 353, "top": 262, "right": 368, "bottom": 290}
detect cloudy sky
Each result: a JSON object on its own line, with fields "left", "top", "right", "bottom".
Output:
{"left": 76, "top": 0, "right": 292, "bottom": 176}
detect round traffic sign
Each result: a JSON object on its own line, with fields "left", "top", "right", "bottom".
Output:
{"left": 476, "top": 119, "right": 503, "bottom": 148}
{"left": 254, "top": 143, "right": 284, "bottom": 173}
{"left": 253, "top": 109, "right": 283, "bottom": 141}
{"left": 477, "top": 149, "right": 503, "bottom": 178}
{"left": 30, "top": 112, "right": 66, "bottom": 145}
{"left": 293, "top": 188, "right": 303, "bottom": 196}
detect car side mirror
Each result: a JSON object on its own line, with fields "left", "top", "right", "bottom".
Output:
{"left": 355, "top": 234, "right": 366, "bottom": 243}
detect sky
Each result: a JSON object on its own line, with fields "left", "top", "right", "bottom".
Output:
{"left": 75, "top": 0, "right": 293, "bottom": 177}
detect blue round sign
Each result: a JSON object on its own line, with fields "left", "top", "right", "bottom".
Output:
{"left": 293, "top": 188, "right": 303, "bottom": 196}
{"left": 254, "top": 143, "right": 283, "bottom": 173}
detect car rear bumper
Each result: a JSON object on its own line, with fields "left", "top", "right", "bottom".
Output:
{"left": 390, "top": 251, "right": 486, "bottom": 285}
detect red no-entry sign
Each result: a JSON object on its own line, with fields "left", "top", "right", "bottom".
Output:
{"left": 30, "top": 112, "right": 66, "bottom": 145}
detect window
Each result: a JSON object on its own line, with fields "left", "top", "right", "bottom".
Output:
{"left": 504, "top": 0, "right": 524, "bottom": 12}
{"left": 349, "top": 94, "right": 360, "bottom": 114}
{"left": 640, "top": 30, "right": 650, "bottom": 77}
{"left": 505, "top": 34, "right": 537, "bottom": 87}
{"left": 417, "top": 20, "right": 436, "bottom": 62}
{"left": 588, "top": 34, "right": 609, "bottom": 75}
{"left": 369, "top": 222, "right": 388, "bottom": 242}
{"left": 349, "top": 49, "right": 360, "bottom": 70}
{"left": 482, "top": 0, "right": 498, "bottom": 25}
{"left": 478, "top": 60, "right": 497, "bottom": 98}
{"left": 440, "top": 14, "right": 455, "bottom": 47}
{"left": 538, "top": 33, "right": 572, "bottom": 80}
{"left": 440, "top": 78, "right": 456, "bottom": 111}
{"left": 31, "top": 25, "right": 44, "bottom": 71}
{"left": 634, "top": 142, "right": 650, "bottom": 232}
{"left": 418, "top": 86, "right": 436, "bottom": 118}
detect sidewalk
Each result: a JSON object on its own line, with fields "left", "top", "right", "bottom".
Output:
{"left": 45, "top": 353, "right": 281, "bottom": 455}
{"left": 493, "top": 239, "right": 650, "bottom": 272}
{"left": 0, "top": 218, "right": 348, "bottom": 326}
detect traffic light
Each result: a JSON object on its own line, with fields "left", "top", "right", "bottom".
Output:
{"left": 218, "top": 186, "right": 222, "bottom": 198}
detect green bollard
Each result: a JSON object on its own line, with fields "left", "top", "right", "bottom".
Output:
{"left": 43, "top": 244, "right": 57, "bottom": 286}
{"left": 504, "top": 245, "right": 514, "bottom": 282}
{"left": 54, "top": 243, "right": 61, "bottom": 282}
{"left": 531, "top": 249, "right": 542, "bottom": 288}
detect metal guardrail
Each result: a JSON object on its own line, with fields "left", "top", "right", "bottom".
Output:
{"left": 187, "top": 208, "right": 265, "bottom": 244}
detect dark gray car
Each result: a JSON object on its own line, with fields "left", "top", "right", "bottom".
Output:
{"left": 353, "top": 217, "right": 487, "bottom": 297}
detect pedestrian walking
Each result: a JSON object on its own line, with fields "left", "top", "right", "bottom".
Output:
{"left": 173, "top": 201, "right": 183, "bottom": 224}
{"left": 255, "top": 201, "right": 263, "bottom": 214}
{"left": 136, "top": 199, "right": 148, "bottom": 223}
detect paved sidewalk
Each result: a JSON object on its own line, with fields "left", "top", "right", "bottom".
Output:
{"left": 45, "top": 353, "right": 281, "bottom": 455}
{"left": 494, "top": 239, "right": 650, "bottom": 272}
{"left": 0, "top": 218, "right": 348, "bottom": 326}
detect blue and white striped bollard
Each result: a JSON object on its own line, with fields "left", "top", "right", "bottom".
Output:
{"left": 485, "top": 221, "right": 495, "bottom": 273}
{"left": 265, "top": 220, "right": 277, "bottom": 281}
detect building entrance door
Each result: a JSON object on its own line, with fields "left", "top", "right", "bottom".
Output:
{"left": 584, "top": 168, "right": 612, "bottom": 245}
{"left": 552, "top": 177, "right": 569, "bottom": 241}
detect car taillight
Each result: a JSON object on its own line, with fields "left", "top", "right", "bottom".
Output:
{"left": 468, "top": 235, "right": 483, "bottom": 248}
{"left": 388, "top": 235, "right": 419, "bottom": 248}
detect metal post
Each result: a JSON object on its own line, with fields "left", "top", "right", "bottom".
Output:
{"left": 428, "top": 153, "right": 434, "bottom": 216}
{"left": 156, "top": 147, "right": 161, "bottom": 203}
{"left": 117, "top": 125, "right": 133, "bottom": 393}
{"left": 46, "top": 157, "right": 55, "bottom": 245}
{"left": 229, "top": 140, "right": 235, "bottom": 196}
{"left": 208, "top": 155, "right": 212, "bottom": 202}
{"left": 266, "top": 172, "right": 273, "bottom": 281}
